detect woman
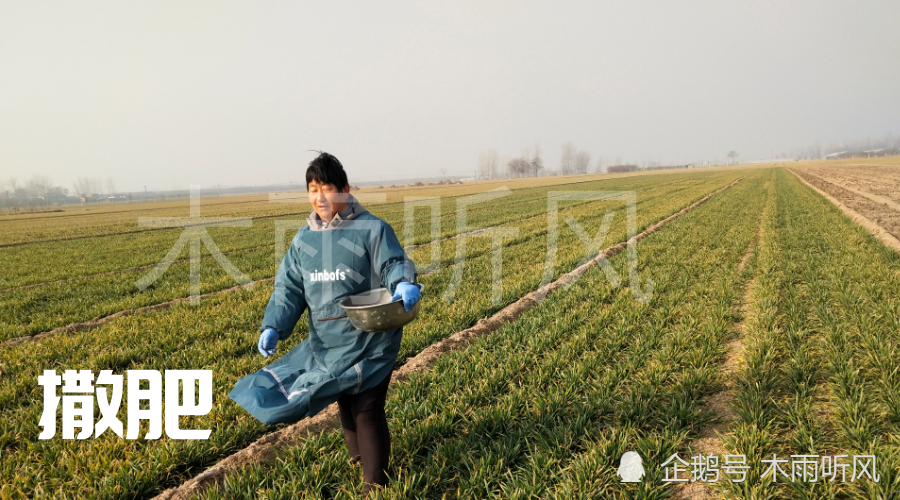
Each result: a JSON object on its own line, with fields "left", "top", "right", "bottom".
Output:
{"left": 229, "top": 152, "right": 420, "bottom": 495}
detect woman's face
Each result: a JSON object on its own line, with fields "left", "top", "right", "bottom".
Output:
{"left": 308, "top": 179, "right": 349, "bottom": 222}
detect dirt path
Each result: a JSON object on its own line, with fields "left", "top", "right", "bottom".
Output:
{"left": 151, "top": 178, "right": 743, "bottom": 500}
{"left": 674, "top": 188, "right": 767, "bottom": 499}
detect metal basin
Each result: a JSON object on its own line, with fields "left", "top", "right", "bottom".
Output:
{"left": 337, "top": 283, "right": 424, "bottom": 332}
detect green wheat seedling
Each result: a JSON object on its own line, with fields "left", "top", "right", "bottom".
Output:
{"left": 187, "top": 171, "right": 769, "bottom": 499}
{"left": 0, "top": 172, "right": 735, "bottom": 340}
{"left": 0, "top": 173, "right": 744, "bottom": 498}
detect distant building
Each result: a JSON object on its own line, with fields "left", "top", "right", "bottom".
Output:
{"left": 863, "top": 148, "right": 900, "bottom": 157}
{"left": 825, "top": 149, "right": 899, "bottom": 159}
{"left": 643, "top": 164, "right": 694, "bottom": 171}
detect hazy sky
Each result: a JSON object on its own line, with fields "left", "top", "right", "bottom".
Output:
{"left": 2, "top": 1, "right": 899, "bottom": 191}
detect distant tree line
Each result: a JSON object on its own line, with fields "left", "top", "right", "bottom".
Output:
{"left": 478, "top": 141, "right": 603, "bottom": 180}
{"left": 506, "top": 144, "right": 544, "bottom": 178}
{"left": 2, "top": 174, "right": 121, "bottom": 214}
{"left": 478, "top": 149, "right": 499, "bottom": 180}
{"left": 474, "top": 131, "right": 900, "bottom": 179}
{"left": 559, "top": 142, "right": 592, "bottom": 175}
{"left": 607, "top": 164, "right": 639, "bottom": 173}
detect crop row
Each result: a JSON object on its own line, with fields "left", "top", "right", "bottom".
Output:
{"left": 715, "top": 169, "right": 900, "bottom": 499}
{"left": 189, "top": 169, "right": 771, "bottom": 499}
{"left": 0, "top": 172, "right": 747, "bottom": 498}
{"left": 0, "top": 173, "right": 736, "bottom": 341}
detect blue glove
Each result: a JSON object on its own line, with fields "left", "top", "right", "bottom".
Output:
{"left": 257, "top": 328, "right": 279, "bottom": 358}
{"left": 391, "top": 281, "right": 421, "bottom": 312}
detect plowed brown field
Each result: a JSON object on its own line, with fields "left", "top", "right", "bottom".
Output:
{"left": 793, "top": 163, "right": 900, "bottom": 240}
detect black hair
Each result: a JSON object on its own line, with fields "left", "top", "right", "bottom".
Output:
{"left": 306, "top": 151, "right": 349, "bottom": 191}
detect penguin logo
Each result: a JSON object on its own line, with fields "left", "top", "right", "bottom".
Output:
{"left": 617, "top": 451, "right": 645, "bottom": 482}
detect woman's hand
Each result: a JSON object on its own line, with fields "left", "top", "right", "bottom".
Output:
{"left": 391, "top": 282, "right": 421, "bottom": 312}
{"left": 258, "top": 328, "right": 279, "bottom": 358}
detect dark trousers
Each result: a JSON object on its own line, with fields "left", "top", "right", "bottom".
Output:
{"left": 337, "top": 369, "right": 393, "bottom": 493}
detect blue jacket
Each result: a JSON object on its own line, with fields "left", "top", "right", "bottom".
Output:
{"left": 229, "top": 196, "right": 417, "bottom": 425}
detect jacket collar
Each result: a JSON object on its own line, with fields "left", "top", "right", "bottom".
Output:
{"left": 307, "top": 193, "right": 368, "bottom": 231}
